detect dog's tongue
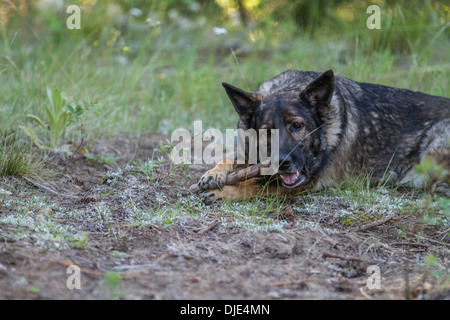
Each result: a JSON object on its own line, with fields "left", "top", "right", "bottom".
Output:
{"left": 282, "top": 172, "right": 297, "bottom": 185}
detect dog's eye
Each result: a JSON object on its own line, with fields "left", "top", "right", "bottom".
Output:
{"left": 293, "top": 122, "right": 304, "bottom": 130}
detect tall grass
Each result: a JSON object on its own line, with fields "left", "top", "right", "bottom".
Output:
{"left": 0, "top": 138, "right": 45, "bottom": 178}
{"left": 0, "top": 1, "right": 448, "bottom": 143}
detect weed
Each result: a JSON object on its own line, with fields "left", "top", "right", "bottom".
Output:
{"left": 412, "top": 155, "right": 450, "bottom": 229}
{"left": 103, "top": 271, "right": 124, "bottom": 300}
{"left": 414, "top": 156, "right": 449, "bottom": 189}
{"left": 423, "top": 254, "right": 450, "bottom": 288}
{"left": 21, "top": 88, "right": 101, "bottom": 149}
{"left": 27, "top": 285, "right": 41, "bottom": 294}
{"left": 108, "top": 250, "right": 129, "bottom": 259}
{"left": 68, "top": 232, "right": 89, "bottom": 249}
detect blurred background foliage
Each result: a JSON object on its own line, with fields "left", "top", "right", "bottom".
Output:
{"left": 2, "top": 0, "right": 448, "bottom": 51}
{"left": 0, "top": 0, "right": 448, "bottom": 137}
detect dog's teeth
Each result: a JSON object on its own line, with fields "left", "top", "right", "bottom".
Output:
{"left": 280, "top": 174, "right": 284, "bottom": 179}
{"left": 295, "top": 171, "right": 299, "bottom": 177}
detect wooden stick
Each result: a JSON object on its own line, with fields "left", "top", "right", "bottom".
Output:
{"left": 189, "top": 161, "right": 269, "bottom": 193}
{"left": 22, "top": 177, "right": 80, "bottom": 199}
{"left": 59, "top": 260, "right": 103, "bottom": 277}
{"left": 197, "top": 220, "right": 221, "bottom": 234}
{"left": 227, "top": 161, "right": 269, "bottom": 184}
{"left": 350, "top": 213, "right": 396, "bottom": 232}
{"left": 420, "top": 236, "right": 450, "bottom": 248}
{"left": 390, "top": 242, "right": 430, "bottom": 248}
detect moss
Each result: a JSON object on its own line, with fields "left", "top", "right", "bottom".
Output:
{"left": 339, "top": 212, "right": 381, "bottom": 227}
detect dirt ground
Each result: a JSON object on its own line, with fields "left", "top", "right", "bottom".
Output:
{"left": 0, "top": 134, "right": 449, "bottom": 300}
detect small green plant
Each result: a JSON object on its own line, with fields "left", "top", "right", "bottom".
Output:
{"left": 414, "top": 155, "right": 449, "bottom": 228}
{"left": 437, "top": 197, "right": 449, "bottom": 218}
{"left": 21, "top": 88, "right": 101, "bottom": 149}
{"left": 103, "top": 271, "right": 124, "bottom": 300}
{"left": 425, "top": 254, "right": 450, "bottom": 287}
{"left": 68, "top": 232, "right": 89, "bottom": 249}
{"left": 413, "top": 254, "right": 450, "bottom": 296}
{"left": 108, "top": 250, "right": 130, "bottom": 259}
{"left": 138, "top": 156, "right": 161, "bottom": 184}
{"left": 174, "top": 162, "right": 192, "bottom": 186}
{"left": 154, "top": 139, "right": 174, "bottom": 156}
{"left": 135, "top": 140, "right": 174, "bottom": 185}
{"left": 414, "top": 156, "right": 449, "bottom": 188}
{"left": 154, "top": 139, "right": 191, "bottom": 185}
{"left": 27, "top": 285, "right": 41, "bottom": 294}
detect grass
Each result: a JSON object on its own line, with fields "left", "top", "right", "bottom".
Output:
{"left": 0, "top": 137, "right": 46, "bottom": 178}
{"left": 0, "top": 153, "right": 447, "bottom": 254}
{"left": 1, "top": 3, "right": 448, "bottom": 142}
{"left": 0, "top": 2, "right": 448, "bottom": 240}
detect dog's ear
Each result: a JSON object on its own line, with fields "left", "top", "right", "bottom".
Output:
{"left": 222, "top": 83, "right": 261, "bottom": 127}
{"left": 300, "top": 70, "right": 335, "bottom": 115}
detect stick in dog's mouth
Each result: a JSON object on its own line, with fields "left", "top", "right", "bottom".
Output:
{"left": 189, "top": 161, "right": 271, "bottom": 193}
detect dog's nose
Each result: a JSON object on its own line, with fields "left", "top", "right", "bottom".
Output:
{"left": 279, "top": 154, "right": 292, "bottom": 171}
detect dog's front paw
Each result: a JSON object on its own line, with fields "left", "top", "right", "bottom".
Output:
{"left": 197, "top": 168, "right": 229, "bottom": 190}
{"left": 196, "top": 159, "right": 235, "bottom": 191}
{"left": 197, "top": 189, "right": 222, "bottom": 204}
{"left": 197, "top": 185, "right": 241, "bottom": 203}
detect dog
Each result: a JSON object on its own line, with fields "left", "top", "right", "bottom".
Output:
{"left": 195, "top": 69, "right": 450, "bottom": 202}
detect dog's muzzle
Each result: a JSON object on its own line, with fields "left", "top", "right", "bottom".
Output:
{"left": 279, "top": 166, "right": 308, "bottom": 188}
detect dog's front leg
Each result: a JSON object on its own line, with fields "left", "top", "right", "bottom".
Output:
{"left": 197, "top": 159, "right": 236, "bottom": 190}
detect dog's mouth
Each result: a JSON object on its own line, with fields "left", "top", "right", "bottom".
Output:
{"left": 279, "top": 166, "right": 308, "bottom": 188}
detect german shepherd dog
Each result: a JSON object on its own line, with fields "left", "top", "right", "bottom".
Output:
{"left": 195, "top": 70, "right": 450, "bottom": 202}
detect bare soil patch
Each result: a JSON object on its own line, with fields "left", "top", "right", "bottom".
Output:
{"left": 0, "top": 134, "right": 448, "bottom": 300}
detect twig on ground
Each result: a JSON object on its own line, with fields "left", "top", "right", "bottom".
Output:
{"left": 59, "top": 260, "right": 151, "bottom": 280}
{"left": 390, "top": 242, "right": 430, "bottom": 248}
{"left": 197, "top": 220, "right": 221, "bottom": 235}
{"left": 64, "top": 137, "right": 84, "bottom": 174}
{"left": 322, "top": 252, "right": 374, "bottom": 264}
{"left": 350, "top": 212, "right": 397, "bottom": 232}
{"left": 417, "top": 236, "right": 450, "bottom": 248}
{"left": 22, "top": 177, "right": 79, "bottom": 199}
{"left": 359, "top": 287, "right": 373, "bottom": 299}
{"left": 59, "top": 260, "right": 103, "bottom": 277}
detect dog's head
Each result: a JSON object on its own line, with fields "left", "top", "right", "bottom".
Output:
{"left": 223, "top": 70, "right": 335, "bottom": 188}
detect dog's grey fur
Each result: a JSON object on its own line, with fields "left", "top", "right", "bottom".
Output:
{"left": 196, "top": 70, "right": 450, "bottom": 201}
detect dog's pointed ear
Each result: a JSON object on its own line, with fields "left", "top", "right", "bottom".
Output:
{"left": 300, "top": 70, "right": 335, "bottom": 113}
{"left": 222, "top": 82, "right": 261, "bottom": 127}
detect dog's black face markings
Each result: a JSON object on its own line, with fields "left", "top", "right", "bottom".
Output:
{"left": 254, "top": 93, "right": 321, "bottom": 188}
{"left": 223, "top": 70, "right": 335, "bottom": 188}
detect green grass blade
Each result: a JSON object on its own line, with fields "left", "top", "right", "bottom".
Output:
{"left": 26, "top": 114, "right": 46, "bottom": 129}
